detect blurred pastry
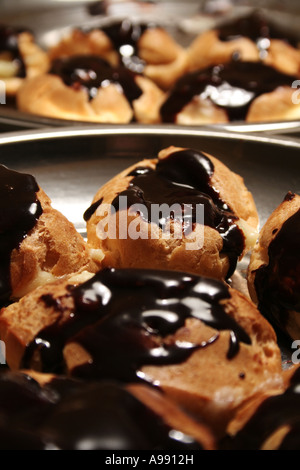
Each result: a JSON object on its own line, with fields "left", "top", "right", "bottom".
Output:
{"left": 84, "top": 145, "right": 259, "bottom": 281}
{"left": 49, "top": 19, "right": 189, "bottom": 90}
{"left": 0, "top": 24, "right": 49, "bottom": 96}
{"left": 223, "top": 365, "right": 300, "bottom": 449}
{"left": 16, "top": 54, "right": 165, "bottom": 123}
{"left": 0, "top": 267, "right": 283, "bottom": 436}
{"left": 248, "top": 192, "right": 300, "bottom": 340}
{"left": 0, "top": 164, "right": 102, "bottom": 305}
{"left": 0, "top": 369, "right": 215, "bottom": 450}
{"left": 186, "top": 11, "right": 300, "bottom": 77}
{"left": 160, "top": 60, "right": 300, "bottom": 124}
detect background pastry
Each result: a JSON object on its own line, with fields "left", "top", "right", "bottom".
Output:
{"left": 0, "top": 164, "right": 102, "bottom": 305}
{"left": 17, "top": 54, "right": 165, "bottom": 123}
{"left": 248, "top": 192, "right": 300, "bottom": 341}
{"left": 160, "top": 60, "right": 300, "bottom": 125}
{"left": 0, "top": 24, "right": 49, "bottom": 96}
{"left": 0, "top": 267, "right": 283, "bottom": 437}
{"left": 186, "top": 11, "right": 300, "bottom": 77}
{"left": 85, "top": 145, "right": 259, "bottom": 281}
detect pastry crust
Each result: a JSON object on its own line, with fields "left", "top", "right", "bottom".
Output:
{"left": 85, "top": 145, "right": 259, "bottom": 281}
{"left": 9, "top": 187, "right": 103, "bottom": 301}
{"left": 16, "top": 62, "right": 165, "bottom": 123}
{"left": 1, "top": 31, "right": 49, "bottom": 96}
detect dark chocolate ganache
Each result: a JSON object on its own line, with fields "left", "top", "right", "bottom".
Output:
{"left": 85, "top": 148, "right": 245, "bottom": 278}
{"left": 0, "top": 371, "right": 203, "bottom": 450}
{"left": 254, "top": 193, "right": 300, "bottom": 337}
{"left": 0, "top": 164, "right": 42, "bottom": 304}
{"left": 0, "top": 24, "right": 26, "bottom": 78}
{"left": 218, "top": 10, "right": 299, "bottom": 57}
{"left": 101, "top": 19, "right": 154, "bottom": 73}
{"left": 23, "top": 267, "right": 251, "bottom": 380}
{"left": 221, "top": 367, "right": 300, "bottom": 450}
{"left": 160, "top": 61, "right": 297, "bottom": 122}
{"left": 49, "top": 55, "right": 142, "bottom": 103}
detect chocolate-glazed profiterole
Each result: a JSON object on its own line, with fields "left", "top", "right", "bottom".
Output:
{"left": 186, "top": 11, "right": 300, "bottom": 78}
{"left": 0, "top": 164, "right": 102, "bottom": 304}
{"left": 85, "top": 146, "right": 258, "bottom": 280}
{"left": 16, "top": 54, "right": 165, "bottom": 123}
{"left": 160, "top": 60, "right": 300, "bottom": 124}
{"left": 0, "top": 267, "right": 283, "bottom": 435}
{"left": 49, "top": 19, "right": 189, "bottom": 90}
{"left": 0, "top": 370, "right": 215, "bottom": 450}
{"left": 0, "top": 24, "right": 49, "bottom": 96}
{"left": 223, "top": 366, "right": 300, "bottom": 450}
{"left": 248, "top": 192, "right": 300, "bottom": 341}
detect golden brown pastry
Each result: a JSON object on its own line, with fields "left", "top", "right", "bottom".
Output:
{"left": 0, "top": 369, "right": 215, "bottom": 450}
{"left": 16, "top": 54, "right": 165, "bottom": 123}
{"left": 0, "top": 24, "right": 49, "bottom": 96}
{"left": 186, "top": 11, "right": 300, "bottom": 77}
{"left": 224, "top": 365, "right": 300, "bottom": 449}
{"left": 159, "top": 60, "right": 300, "bottom": 125}
{"left": 0, "top": 267, "right": 283, "bottom": 437}
{"left": 49, "top": 19, "right": 189, "bottom": 90}
{"left": 247, "top": 192, "right": 300, "bottom": 341}
{"left": 0, "top": 164, "right": 103, "bottom": 305}
{"left": 84, "top": 145, "right": 259, "bottom": 281}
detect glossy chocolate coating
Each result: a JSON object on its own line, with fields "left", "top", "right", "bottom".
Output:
{"left": 49, "top": 55, "right": 142, "bottom": 103}
{"left": 222, "top": 367, "right": 300, "bottom": 450}
{"left": 101, "top": 19, "right": 151, "bottom": 73}
{"left": 160, "top": 61, "right": 297, "bottom": 122}
{"left": 254, "top": 194, "right": 300, "bottom": 337}
{"left": 23, "top": 267, "right": 251, "bottom": 379}
{"left": 0, "top": 371, "right": 203, "bottom": 450}
{"left": 108, "top": 148, "right": 245, "bottom": 277}
{"left": 0, "top": 24, "right": 26, "bottom": 77}
{"left": 0, "top": 165, "right": 42, "bottom": 304}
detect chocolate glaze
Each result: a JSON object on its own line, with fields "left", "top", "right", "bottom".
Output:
{"left": 107, "top": 148, "right": 245, "bottom": 277}
{"left": 0, "top": 372, "right": 204, "bottom": 450}
{"left": 218, "top": 10, "right": 299, "bottom": 54}
{"left": 0, "top": 24, "right": 26, "bottom": 78}
{"left": 0, "top": 165, "right": 42, "bottom": 304}
{"left": 101, "top": 19, "right": 152, "bottom": 73}
{"left": 23, "top": 268, "right": 251, "bottom": 380}
{"left": 221, "top": 367, "right": 300, "bottom": 450}
{"left": 160, "top": 61, "right": 297, "bottom": 122}
{"left": 49, "top": 55, "right": 142, "bottom": 103}
{"left": 254, "top": 196, "right": 300, "bottom": 337}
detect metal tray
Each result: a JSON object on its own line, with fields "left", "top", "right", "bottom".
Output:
{"left": 1, "top": 2, "right": 300, "bottom": 136}
{"left": 0, "top": 124, "right": 299, "bottom": 364}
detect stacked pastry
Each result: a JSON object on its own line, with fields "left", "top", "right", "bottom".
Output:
{"left": 1, "top": 141, "right": 299, "bottom": 449}
{"left": 8, "top": 11, "right": 300, "bottom": 124}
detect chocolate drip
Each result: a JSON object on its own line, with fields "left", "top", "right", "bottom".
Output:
{"left": 49, "top": 55, "right": 142, "bottom": 103}
{"left": 222, "top": 367, "right": 300, "bottom": 450}
{"left": 101, "top": 19, "right": 151, "bottom": 73}
{"left": 0, "top": 24, "right": 26, "bottom": 78}
{"left": 218, "top": 11, "right": 299, "bottom": 53}
{"left": 0, "top": 165, "right": 42, "bottom": 303}
{"left": 160, "top": 61, "right": 297, "bottom": 122}
{"left": 109, "top": 149, "right": 245, "bottom": 277}
{"left": 254, "top": 199, "right": 300, "bottom": 336}
{"left": 23, "top": 268, "right": 251, "bottom": 380}
{"left": 83, "top": 197, "right": 102, "bottom": 222}
{"left": 0, "top": 372, "right": 203, "bottom": 450}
